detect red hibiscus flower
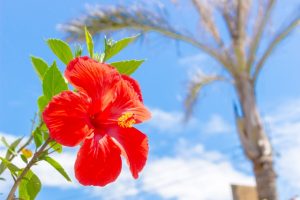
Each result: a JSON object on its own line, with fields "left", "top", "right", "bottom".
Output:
{"left": 42, "top": 56, "right": 151, "bottom": 186}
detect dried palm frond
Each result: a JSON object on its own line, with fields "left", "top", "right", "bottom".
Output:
{"left": 253, "top": 13, "right": 300, "bottom": 81}
{"left": 247, "top": 0, "right": 275, "bottom": 70}
{"left": 59, "top": 4, "right": 182, "bottom": 42}
{"left": 184, "top": 69, "right": 224, "bottom": 120}
{"left": 192, "top": 0, "right": 222, "bottom": 46}
{"left": 59, "top": 4, "right": 230, "bottom": 69}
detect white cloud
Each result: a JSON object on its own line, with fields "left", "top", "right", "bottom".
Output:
{"left": 0, "top": 132, "right": 25, "bottom": 147}
{"left": 147, "top": 108, "right": 232, "bottom": 136}
{"left": 202, "top": 114, "right": 232, "bottom": 134}
{"left": 264, "top": 99, "right": 300, "bottom": 127}
{"left": 178, "top": 53, "right": 222, "bottom": 80}
{"left": 89, "top": 138, "right": 254, "bottom": 200}
{"left": 90, "top": 166, "right": 139, "bottom": 200}
{"left": 146, "top": 108, "right": 197, "bottom": 133}
{"left": 32, "top": 151, "right": 78, "bottom": 188}
{"left": 142, "top": 140, "right": 254, "bottom": 200}
{"left": 143, "top": 158, "right": 253, "bottom": 200}
{"left": 277, "top": 146, "right": 300, "bottom": 189}
{"left": 148, "top": 109, "right": 183, "bottom": 132}
{"left": 178, "top": 54, "right": 207, "bottom": 68}
{"left": 264, "top": 98, "right": 300, "bottom": 197}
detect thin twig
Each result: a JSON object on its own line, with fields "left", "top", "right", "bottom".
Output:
{"left": 0, "top": 120, "right": 42, "bottom": 177}
{"left": 6, "top": 138, "right": 51, "bottom": 200}
{"left": 11, "top": 122, "right": 43, "bottom": 159}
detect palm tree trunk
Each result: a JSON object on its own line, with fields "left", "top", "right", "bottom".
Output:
{"left": 235, "top": 72, "right": 278, "bottom": 200}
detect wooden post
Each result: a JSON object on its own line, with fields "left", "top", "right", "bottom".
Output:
{"left": 231, "top": 185, "right": 258, "bottom": 200}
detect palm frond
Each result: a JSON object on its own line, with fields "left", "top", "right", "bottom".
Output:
{"left": 191, "top": 0, "right": 222, "bottom": 46}
{"left": 59, "top": 4, "right": 232, "bottom": 70}
{"left": 247, "top": 0, "right": 275, "bottom": 70}
{"left": 184, "top": 70, "right": 224, "bottom": 120}
{"left": 59, "top": 5, "right": 181, "bottom": 41}
{"left": 253, "top": 12, "right": 300, "bottom": 82}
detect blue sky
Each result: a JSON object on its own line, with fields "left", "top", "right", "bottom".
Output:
{"left": 0, "top": 0, "right": 300, "bottom": 199}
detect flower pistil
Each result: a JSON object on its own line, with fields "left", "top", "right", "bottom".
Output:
{"left": 118, "top": 112, "right": 136, "bottom": 128}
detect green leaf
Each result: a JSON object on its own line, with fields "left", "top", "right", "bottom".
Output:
{"left": 37, "top": 95, "right": 48, "bottom": 112}
{"left": 0, "top": 163, "right": 6, "bottom": 176}
{"left": 0, "top": 137, "right": 9, "bottom": 149}
{"left": 85, "top": 27, "right": 94, "bottom": 58}
{"left": 93, "top": 53, "right": 101, "bottom": 62}
{"left": 42, "top": 131, "right": 49, "bottom": 141}
{"left": 0, "top": 157, "right": 20, "bottom": 176}
{"left": 74, "top": 45, "right": 83, "bottom": 57}
{"left": 10, "top": 138, "right": 23, "bottom": 151}
{"left": 3, "top": 137, "right": 22, "bottom": 158}
{"left": 19, "top": 170, "right": 41, "bottom": 200}
{"left": 42, "top": 62, "right": 68, "bottom": 100}
{"left": 110, "top": 60, "right": 144, "bottom": 75}
{"left": 20, "top": 154, "right": 28, "bottom": 164}
{"left": 31, "top": 56, "right": 49, "bottom": 80}
{"left": 49, "top": 141, "right": 62, "bottom": 153}
{"left": 38, "top": 150, "right": 50, "bottom": 161}
{"left": 46, "top": 39, "right": 73, "bottom": 65}
{"left": 104, "top": 35, "right": 139, "bottom": 61}
{"left": 43, "top": 156, "right": 71, "bottom": 182}
{"left": 40, "top": 123, "right": 48, "bottom": 133}
{"left": 0, "top": 137, "right": 22, "bottom": 175}
{"left": 32, "top": 128, "right": 43, "bottom": 148}
{"left": 105, "top": 37, "right": 114, "bottom": 48}
{"left": 99, "top": 53, "right": 105, "bottom": 62}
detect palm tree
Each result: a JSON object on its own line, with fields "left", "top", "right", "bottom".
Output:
{"left": 59, "top": 1, "right": 300, "bottom": 199}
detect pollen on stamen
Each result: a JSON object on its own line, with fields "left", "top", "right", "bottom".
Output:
{"left": 118, "top": 112, "right": 136, "bottom": 128}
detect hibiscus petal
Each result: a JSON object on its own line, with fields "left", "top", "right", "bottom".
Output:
{"left": 43, "top": 91, "right": 92, "bottom": 147}
{"left": 75, "top": 134, "right": 122, "bottom": 186}
{"left": 121, "top": 75, "right": 143, "bottom": 102}
{"left": 65, "top": 56, "right": 121, "bottom": 113}
{"left": 100, "top": 79, "right": 151, "bottom": 124}
{"left": 108, "top": 126, "right": 148, "bottom": 179}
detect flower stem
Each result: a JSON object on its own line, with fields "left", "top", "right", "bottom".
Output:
{"left": 6, "top": 138, "right": 51, "bottom": 200}
{"left": 0, "top": 122, "right": 43, "bottom": 176}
